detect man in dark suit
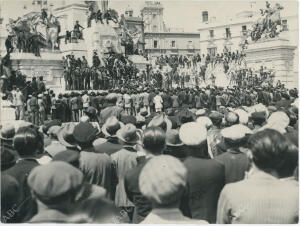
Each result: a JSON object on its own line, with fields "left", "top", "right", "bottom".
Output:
{"left": 124, "top": 127, "right": 166, "bottom": 223}
{"left": 3, "top": 126, "right": 41, "bottom": 222}
{"left": 178, "top": 122, "right": 225, "bottom": 224}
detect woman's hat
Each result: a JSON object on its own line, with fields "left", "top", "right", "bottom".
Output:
{"left": 116, "top": 124, "right": 140, "bottom": 144}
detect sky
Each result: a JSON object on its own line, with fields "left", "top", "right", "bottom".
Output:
{"left": 0, "top": 0, "right": 298, "bottom": 32}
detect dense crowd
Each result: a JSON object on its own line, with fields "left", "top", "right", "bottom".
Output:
{"left": 1, "top": 76, "right": 298, "bottom": 223}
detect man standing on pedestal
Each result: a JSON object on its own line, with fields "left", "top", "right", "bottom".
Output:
{"left": 93, "top": 51, "right": 101, "bottom": 68}
{"left": 73, "top": 21, "right": 84, "bottom": 40}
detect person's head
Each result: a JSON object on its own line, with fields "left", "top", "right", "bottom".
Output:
{"left": 225, "top": 111, "right": 239, "bottom": 126}
{"left": 251, "top": 111, "right": 266, "bottom": 126}
{"left": 143, "top": 127, "right": 166, "bottom": 155}
{"left": 139, "top": 155, "right": 187, "bottom": 208}
{"left": 248, "top": 129, "right": 298, "bottom": 178}
{"left": 73, "top": 122, "right": 98, "bottom": 149}
{"left": 28, "top": 162, "right": 84, "bottom": 211}
{"left": 209, "top": 111, "right": 223, "bottom": 127}
{"left": 13, "top": 127, "right": 40, "bottom": 157}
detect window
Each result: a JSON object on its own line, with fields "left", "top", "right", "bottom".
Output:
{"left": 153, "top": 25, "right": 157, "bottom": 32}
{"left": 153, "top": 14, "right": 156, "bottom": 19}
{"left": 171, "top": 41, "right": 176, "bottom": 47}
{"left": 282, "top": 19, "right": 288, "bottom": 31}
{"left": 154, "top": 40, "right": 158, "bottom": 48}
{"left": 242, "top": 25, "right": 247, "bottom": 36}
{"left": 202, "top": 11, "right": 208, "bottom": 22}
{"left": 225, "top": 28, "right": 231, "bottom": 38}
{"left": 209, "top": 30, "right": 214, "bottom": 38}
{"left": 207, "top": 47, "right": 216, "bottom": 56}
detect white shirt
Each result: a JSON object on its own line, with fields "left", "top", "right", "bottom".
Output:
{"left": 82, "top": 94, "right": 90, "bottom": 108}
{"left": 153, "top": 95, "right": 163, "bottom": 108}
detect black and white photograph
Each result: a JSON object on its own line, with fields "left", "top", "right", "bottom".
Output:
{"left": 0, "top": 0, "right": 298, "bottom": 224}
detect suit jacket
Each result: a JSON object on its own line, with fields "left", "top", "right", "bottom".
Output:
{"left": 217, "top": 171, "right": 299, "bottom": 224}
{"left": 181, "top": 155, "right": 225, "bottom": 223}
{"left": 111, "top": 147, "right": 137, "bottom": 207}
{"left": 3, "top": 159, "right": 39, "bottom": 223}
{"left": 94, "top": 136, "right": 123, "bottom": 156}
{"left": 124, "top": 158, "right": 152, "bottom": 223}
{"left": 79, "top": 151, "right": 117, "bottom": 201}
{"left": 215, "top": 149, "right": 250, "bottom": 184}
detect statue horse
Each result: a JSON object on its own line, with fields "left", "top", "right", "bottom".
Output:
{"left": 104, "top": 9, "right": 119, "bottom": 24}
{"left": 46, "top": 25, "right": 59, "bottom": 51}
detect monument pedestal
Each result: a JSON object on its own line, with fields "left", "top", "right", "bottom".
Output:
{"left": 60, "top": 39, "right": 87, "bottom": 58}
{"left": 128, "top": 55, "right": 149, "bottom": 70}
{"left": 245, "top": 38, "right": 297, "bottom": 88}
{"left": 83, "top": 21, "right": 123, "bottom": 66}
{"left": 11, "top": 51, "right": 64, "bottom": 93}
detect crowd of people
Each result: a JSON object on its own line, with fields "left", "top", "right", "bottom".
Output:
{"left": 1, "top": 74, "right": 298, "bottom": 223}
{"left": 61, "top": 51, "right": 140, "bottom": 91}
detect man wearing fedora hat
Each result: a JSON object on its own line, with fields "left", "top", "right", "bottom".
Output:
{"left": 94, "top": 116, "right": 123, "bottom": 156}
{"left": 111, "top": 124, "right": 140, "bottom": 220}
{"left": 57, "top": 122, "right": 116, "bottom": 201}
{"left": 164, "top": 129, "right": 185, "bottom": 161}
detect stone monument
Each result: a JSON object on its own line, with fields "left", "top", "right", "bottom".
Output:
{"left": 245, "top": 2, "right": 297, "bottom": 88}
{"left": 6, "top": 6, "right": 65, "bottom": 92}
{"left": 245, "top": 38, "right": 296, "bottom": 88}
{"left": 83, "top": 1, "right": 123, "bottom": 66}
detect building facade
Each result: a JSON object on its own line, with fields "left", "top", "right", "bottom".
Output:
{"left": 197, "top": 2, "right": 298, "bottom": 87}
{"left": 197, "top": 2, "right": 298, "bottom": 67}
{"left": 141, "top": 1, "right": 200, "bottom": 57}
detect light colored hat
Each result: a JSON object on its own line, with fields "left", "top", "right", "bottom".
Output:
{"left": 234, "top": 109, "right": 249, "bottom": 125}
{"left": 136, "top": 115, "right": 146, "bottom": 123}
{"left": 179, "top": 122, "right": 207, "bottom": 146}
{"left": 221, "top": 124, "right": 253, "bottom": 140}
{"left": 48, "top": 125, "right": 61, "bottom": 138}
{"left": 38, "top": 94, "right": 43, "bottom": 98}
{"left": 139, "top": 155, "right": 187, "bottom": 205}
{"left": 148, "top": 114, "right": 172, "bottom": 131}
{"left": 260, "top": 111, "right": 290, "bottom": 134}
{"left": 267, "top": 111, "right": 290, "bottom": 128}
{"left": 80, "top": 115, "right": 90, "bottom": 123}
{"left": 195, "top": 109, "right": 206, "bottom": 117}
{"left": 102, "top": 116, "right": 124, "bottom": 137}
{"left": 0, "top": 123, "right": 15, "bottom": 140}
{"left": 166, "top": 129, "right": 183, "bottom": 147}
{"left": 116, "top": 123, "right": 140, "bottom": 144}
{"left": 196, "top": 116, "right": 212, "bottom": 129}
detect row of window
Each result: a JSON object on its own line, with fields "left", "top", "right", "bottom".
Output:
{"left": 152, "top": 40, "right": 194, "bottom": 48}
{"left": 207, "top": 20, "right": 288, "bottom": 39}
{"left": 149, "top": 20, "right": 288, "bottom": 48}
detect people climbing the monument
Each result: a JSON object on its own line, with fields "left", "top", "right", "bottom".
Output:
{"left": 73, "top": 21, "right": 84, "bottom": 40}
